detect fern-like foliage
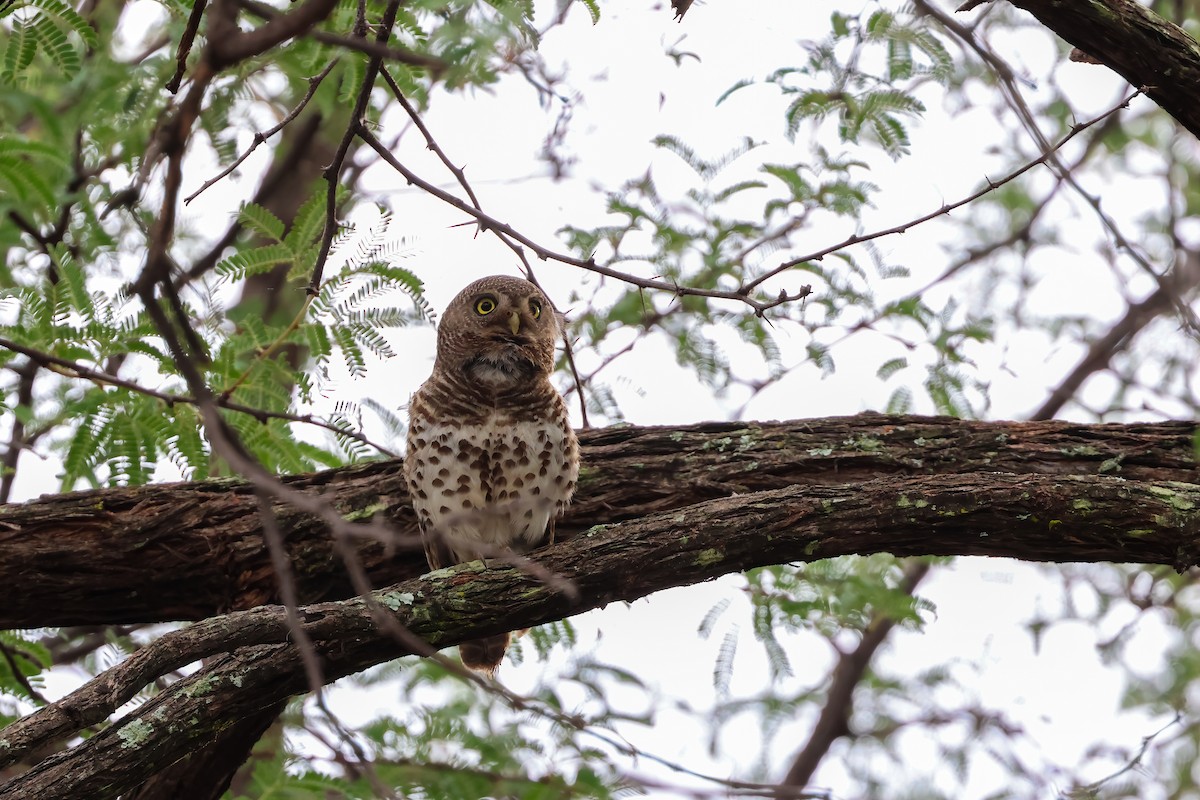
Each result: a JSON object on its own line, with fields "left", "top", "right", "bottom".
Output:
{"left": 560, "top": 137, "right": 884, "bottom": 402}
{"left": 722, "top": 9, "right": 951, "bottom": 159}
{"left": 558, "top": 6, "right": 996, "bottom": 419}
{"left": 0, "top": 0, "right": 98, "bottom": 84}
{"left": 0, "top": 630, "right": 50, "bottom": 713}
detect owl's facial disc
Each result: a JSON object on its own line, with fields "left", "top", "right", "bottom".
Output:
{"left": 437, "top": 279, "right": 556, "bottom": 389}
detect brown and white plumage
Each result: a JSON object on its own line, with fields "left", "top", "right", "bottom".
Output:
{"left": 404, "top": 275, "right": 579, "bottom": 674}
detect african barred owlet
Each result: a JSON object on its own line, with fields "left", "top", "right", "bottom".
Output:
{"left": 404, "top": 275, "right": 580, "bottom": 675}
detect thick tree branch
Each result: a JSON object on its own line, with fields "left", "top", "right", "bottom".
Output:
{"left": 235, "top": 0, "right": 449, "bottom": 74}
{"left": 2, "top": 469, "right": 1198, "bottom": 798}
{"left": 981, "top": 0, "right": 1200, "bottom": 140}
{"left": 205, "top": 0, "right": 340, "bottom": 68}
{"left": 2, "top": 415, "right": 1196, "bottom": 628}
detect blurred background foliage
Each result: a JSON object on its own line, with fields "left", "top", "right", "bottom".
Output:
{"left": 2, "top": 0, "right": 1200, "bottom": 797}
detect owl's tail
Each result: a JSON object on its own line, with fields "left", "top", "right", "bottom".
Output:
{"left": 459, "top": 633, "right": 510, "bottom": 676}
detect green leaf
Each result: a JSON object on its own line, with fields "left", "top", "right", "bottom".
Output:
{"left": 578, "top": 0, "right": 600, "bottom": 24}
{"left": 238, "top": 202, "right": 286, "bottom": 242}
{"left": 876, "top": 356, "right": 908, "bottom": 381}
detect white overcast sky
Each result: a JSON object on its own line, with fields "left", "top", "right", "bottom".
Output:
{"left": 15, "top": 0, "right": 1188, "bottom": 797}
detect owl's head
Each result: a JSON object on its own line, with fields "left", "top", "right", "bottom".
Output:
{"left": 436, "top": 275, "right": 560, "bottom": 388}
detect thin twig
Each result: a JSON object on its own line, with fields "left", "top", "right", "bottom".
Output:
{"left": 166, "top": 0, "right": 207, "bottom": 93}
{"left": 921, "top": 0, "right": 1198, "bottom": 333}
{"left": 0, "top": 639, "right": 50, "bottom": 706}
{"left": 218, "top": 295, "right": 314, "bottom": 401}
{"left": 184, "top": 59, "right": 339, "bottom": 205}
{"left": 306, "top": 0, "right": 403, "bottom": 296}
{"left": 742, "top": 88, "right": 1143, "bottom": 295}
{"left": 236, "top": 0, "right": 449, "bottom": 76}
{"left": 380, "top": 65, "right": 482, "bottom": 211}
{"left": 256, "top": 490, "right": 326, "bottom": 695}
{"left": 0, "top": 360, "right": 37, "bottom": 503}
{"left": 0, "top": 336, "right": 399, "bottom": 458}
{"left": 353, "top": 123, "right": 812, "bottom": 315}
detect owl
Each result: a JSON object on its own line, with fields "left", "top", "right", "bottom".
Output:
{"left": 404, "top": 275, "right": 580, "bottom": 675}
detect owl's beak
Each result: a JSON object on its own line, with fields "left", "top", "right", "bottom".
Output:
{"left": 508, "top": 310, "right": 521, "bottom": 336}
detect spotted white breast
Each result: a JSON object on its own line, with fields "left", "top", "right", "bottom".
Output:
{"left": 406, "top": 412, "right": 577, "bottom": 565}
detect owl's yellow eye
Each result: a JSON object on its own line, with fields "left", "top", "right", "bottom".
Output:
{"left": 474, "top": 296, "right": 497, "bottom": 316}
{"left": 529, "top": 299, "right": 542, "bottom": 319}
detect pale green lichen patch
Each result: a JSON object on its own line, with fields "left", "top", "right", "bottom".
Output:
{"left": 379, "top": 591, "right": 416, "bottom": 611}
{"left": 897, "top": 495, "right": 929, "bottom": 510}
{"left": 669, "top": 431, "right": 685, "bottom": 442}
{"left": 1146, "top": 484, "right": 1198, "bottom": 511}
{"left": 182, "top": 673, "right": 221, "bottom": 698}
{"left": 1062, "top": 445, "right": 1102, "bottom": 457}
{"left": 582, "top": 523, "right": 611, "bottom": 537}
{"left": 807, "top": 446, "right": 835, "bottom": 457}
{"left": 342, "top": 502, "right": 388, "bottom": 522}
{"left": 694, "top": 548, "right": 724, "bottom": 567}
{"left": 1127, "top": 529, "right": 1155, "bottom": 537}
{"left": 1072, "top": 499, "right": 1094, "bottom": 512}
{"left": 118, "top": 719, "right": 155, "bottom": 749}
{"left": 844, "top": 435, "right": 883, "bottom": 452}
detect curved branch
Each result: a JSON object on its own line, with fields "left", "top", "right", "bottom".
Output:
{"left": 206, "top": 0, "right": 340, "bottom": 68}
{"left": 1, "top": 415, "right": 1195, "bottom": 628}
{"left": 2, "top": 470, "right": 1198, "bottom": 797}
{"left": 746, "top": 89, "right": 1138, "bottom": 292}
{"left": 976, "top": 0, "right": 1200, "bottom": 140}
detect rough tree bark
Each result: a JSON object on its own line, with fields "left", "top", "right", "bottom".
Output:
{"left": 0, "top": 414, "right": 1198, "bottom": 797}
{"left": 986, "top": 0, "right": 1200, "bottom": 139}
{"left": 3, "top": 414, "right": 1196, "bottom": 628}
{"left": 4, "top": 414, "right": 1196, "bottom": 796}
{"left": 2, "top": 6, "right": 1199, "bottom": 797}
